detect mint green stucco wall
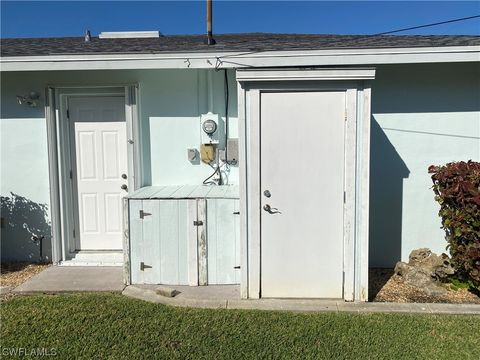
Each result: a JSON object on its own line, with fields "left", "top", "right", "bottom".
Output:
{"left": 1, "top": 63, "right": 479, "bottom": 264}
{"left": 370, "top": 63, "right": 480, "bottom": 267}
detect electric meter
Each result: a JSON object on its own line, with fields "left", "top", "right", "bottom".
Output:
{"left": 200, "top": 112, "right": 220, "bottom": 144}
{"left": 202, "top": 119, "right": 217, "bottom": 135}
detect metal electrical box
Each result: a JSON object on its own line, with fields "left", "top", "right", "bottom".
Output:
{"left": 226, "top": 138, "right": 239, "bottom": 164}
{"left": 219, "top": 138, "right": 239, "bottom": 164}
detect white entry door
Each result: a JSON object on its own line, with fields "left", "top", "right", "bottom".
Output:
{"left": 260, "top": 91, "right": 346, "bottom": 298}
{"left": 69, "top": 96, "right": 128, "bottom": 251}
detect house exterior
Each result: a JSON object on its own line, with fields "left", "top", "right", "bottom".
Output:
{"left": 1, "top": 33, "right": 479, "bottom": 301}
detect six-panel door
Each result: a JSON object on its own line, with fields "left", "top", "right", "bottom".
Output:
{"left": 69, "top": 96, "right": 128, "bottom": 251}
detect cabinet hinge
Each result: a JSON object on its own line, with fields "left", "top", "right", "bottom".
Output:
{"left": 140, "top": 262, "right": 152, "bottom": 271}
{"left": 139, "top": 210, "right": 152, "bottom": 219}
{"left": 193, "top": 220, "right": 203, "bottom": 226}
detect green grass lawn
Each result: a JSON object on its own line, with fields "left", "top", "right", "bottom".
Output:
{"left": 1, "top": 293, "right": 479, "bottom": 359}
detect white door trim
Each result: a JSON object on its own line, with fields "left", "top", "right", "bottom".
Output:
{"left": 46, "top": 85, "right": 141, "bottom": 263}
{"left": 237, "top": 68, "right": 374, "bottom": 301}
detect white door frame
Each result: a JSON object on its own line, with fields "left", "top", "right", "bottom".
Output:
{"left": 236, "top": 68, "right": 374, "bottom": 301}
{"left": 46, "top": 85, "right": 141, "bottom": 263}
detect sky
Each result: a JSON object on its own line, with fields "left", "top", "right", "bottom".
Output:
{"left": 1, "top": 1, "right": 479, "bottom": 38}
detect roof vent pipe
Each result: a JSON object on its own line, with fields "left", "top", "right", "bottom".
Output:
{"left": 85, "top": 30, "right": 91, "bottom": 42}
{"left": 206, "top": 0, "right": 216, "bottom": 45}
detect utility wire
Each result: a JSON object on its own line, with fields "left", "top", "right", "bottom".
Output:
{"left": 223, "top": 69, "right": 230, "bottom": 164}
{"left": 374, "top": 15, "right": 480, "bottom": 35}
{"left": 207, "top": 15, "right": 480, "bottom": 70}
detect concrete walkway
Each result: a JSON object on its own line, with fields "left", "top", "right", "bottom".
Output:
{"left": 123, "top": 285, "right": 480, "bottom": 315}
{"left": 13, "top": 266, "right": 125, "bottom": 294}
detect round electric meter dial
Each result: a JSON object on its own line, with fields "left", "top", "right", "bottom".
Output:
{"left": 202, "top": 119, "right": 217, "bottom": 135}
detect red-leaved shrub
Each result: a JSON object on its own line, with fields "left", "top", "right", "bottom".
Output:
{"left": 428, "top": 161, "right": 480, "bottom": 291}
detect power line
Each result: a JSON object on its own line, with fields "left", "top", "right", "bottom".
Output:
{"left": 208, "top": 15, "right": 480, "bottom": 68}
{"left": 374, "top": 15, "right": 480, "bottom": 35}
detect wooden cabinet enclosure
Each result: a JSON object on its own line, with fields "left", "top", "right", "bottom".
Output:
{"left": 127, "top": 186, "right": 240, "bottom": 285}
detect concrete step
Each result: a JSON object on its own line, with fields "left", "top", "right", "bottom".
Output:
{"left": 60, "top": 251, "right": 123, "bottom": 266}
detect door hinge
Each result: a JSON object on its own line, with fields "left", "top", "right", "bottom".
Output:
{"left": 73, "top": 228, "right": 76, "bottom": 238}
{"left": 193, "top": 220, "right": 203, "bottom": 226}
{"left": 139, "top": 210, "right": 152, "bottom": 219}
{"left": 344, "top": 191, "right": 346, "bottom": 203}
{"left": 140, "top": 262, "right": 152, "bottom": 271}
{"left": 344, "top": 110, "right": 347, "bottom": 121}
{"left": 66, "top": 109, "right": 70, "bottom": 119}
{"left": 69, "top": 170, "right": 73, "bottom": 179}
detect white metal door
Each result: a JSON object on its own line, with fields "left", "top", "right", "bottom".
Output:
{"left": 69, "top": 96, "right": 127, "bottom": 250}
{"left": 260, "top": 91, "right": 345, "bottom": 298}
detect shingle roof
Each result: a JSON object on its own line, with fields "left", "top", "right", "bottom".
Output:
{"left": 1, "top": 33, "right": 479, "bottom": 57}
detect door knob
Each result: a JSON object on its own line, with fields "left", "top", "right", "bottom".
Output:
{"left": 121, "top": 173, "right": 127, "bottom": 179}
{"left": 263, "top": 190, "right": 271, "bottom": 198}
{"left": 121, "top": 184, "right": 128, "bottom": 191}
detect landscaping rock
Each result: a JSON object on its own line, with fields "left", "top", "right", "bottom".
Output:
{"left": 156, "top": 286, "right": 179, "bottom": 298}
{"left": 394, "top": 248, "right": 454, "bottom": 296}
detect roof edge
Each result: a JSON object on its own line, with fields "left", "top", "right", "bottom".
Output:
{"left": 1, "top": 45, "right": 479, "bottom": 72}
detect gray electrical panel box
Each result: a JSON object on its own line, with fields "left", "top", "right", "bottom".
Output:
{"left": 226, "top": 138, "right": 239, "bottom": 164}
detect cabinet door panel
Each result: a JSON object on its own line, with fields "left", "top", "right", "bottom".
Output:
{"left": 159, "top": 200, "right": 189, "bottom": 285}
{"left": 207, "top": 199, "right": 240, "bottom": 284}
{"left": 129, "top": 200, "right": 144, "bottom": 284}
{"left": 129, "top": 199, "right": 190, "bottom": 285}
{"left": 129, "top": 200, "right": 161, "bottom": 284}
{"left": 141, "top": 200, "right": 162, "bottom": 284}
